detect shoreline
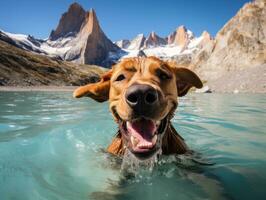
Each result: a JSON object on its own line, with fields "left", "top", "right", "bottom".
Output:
{"left": 0, "top": 86, "right": 265, "bottom": 94}
{"left": 0, "top": 86, "right": 77, "bottom": 92}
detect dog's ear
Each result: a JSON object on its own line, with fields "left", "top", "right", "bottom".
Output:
{"left": 172, "top": 67, "right": 203, "bottom": 97}
{"left": 73, "top": 70, "right": 112, "bottom": 102}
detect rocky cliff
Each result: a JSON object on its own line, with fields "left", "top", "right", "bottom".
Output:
{"left": 0, "top": 3, "right": 121, "bottom": 68}
{"left": 118, "top": 26, "right": 211, "bottom": 63}
{"left": 49, "top": 3, "right": 86, "bottom": 40}
{"left": 167, "top": 25, "right": 194, "bottom": 50}
{"left": 192, "top": 0, "right": 266, "bottom": 82}
{"left": 59, "top": 8, "right": 120, "bottom": 66}
{"left": 1, "top": 1, "right": 265, "bottom": 91}
{"left": 115, "top": 39, "right": 130, "bottom": 49}
{"left": 127, "top": 34, "right": 146, "bottom": 50}
{"left": 48, "top": 4, "right": 121, "bottom": 67}
{"left": 144, "top": 32, "right": 166, "bottom": 48}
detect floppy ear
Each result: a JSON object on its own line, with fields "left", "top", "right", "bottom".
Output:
{"left": 173, "top": 67, "right": 203, "bottom": 97}
{"left": 73, "top": 70, "right": 112, "bottom": 102}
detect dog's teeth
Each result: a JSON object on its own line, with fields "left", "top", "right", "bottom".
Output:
{"left": 130, "top": 136, "right": 135, "bottom": 146}
{"left": 152, "top": 135, "right": 157, "bottom": 144}
{"left": 137, "top": 142, "right": 153, "bottom": 148}
{"left": 130, "top": 135, "right": 139, "bottom": 147}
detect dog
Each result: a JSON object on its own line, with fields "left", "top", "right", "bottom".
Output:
{"left": 73, "top": 56, "right": 203, "bottom": 160}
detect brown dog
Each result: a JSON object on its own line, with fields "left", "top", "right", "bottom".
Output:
{"left": 73, "top": 56, "right": 202, "bottom": 159}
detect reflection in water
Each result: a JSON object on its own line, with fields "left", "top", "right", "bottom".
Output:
{"left": 0, "top": 92, "right": 265, "bottom": 200}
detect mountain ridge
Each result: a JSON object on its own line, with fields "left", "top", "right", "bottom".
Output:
{"left": 0, "top": 3, "right": 121, "bottom": 67}
{"left": 0, "top": 2, "right": 212, "bottom": 68}
{"left": 0, "top": 1, "right": 265, "bottom": 92}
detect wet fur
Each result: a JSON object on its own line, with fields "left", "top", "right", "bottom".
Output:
{"left": 73, "top": 56, "right": 203, "bottom": 158}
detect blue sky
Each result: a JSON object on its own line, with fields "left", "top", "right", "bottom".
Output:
{"left": 0, "top": 0, "right": 250, "bottom": 41}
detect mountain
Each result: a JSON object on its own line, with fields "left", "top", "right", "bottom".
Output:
{"left": 191, "top": 0, "right": 266, "bottom": 92}
{"left": 118, "top": 26, "right": 212, "bottom": 65}
{"left": 0, "top": 3, "right": 121, "bottom": 67}
{"left": 0, "top": 3, "right": 210, "bottom": 68}
{"left": 53, "top": 8, "right": 120, "bottom": 66}
{"left": 115, "top": 39, "right": 130, "bottom": 49}
{"left": 0, "top": 30, "right": 47, "bottom": 54}
{"left": 0, "top": 40, "right": 105, "bottom": 86}
{"left": 127, "top": 34, "right": 146, "bottom": 50}
{"left": 1, "top": 1, "right": 264, "bottom": 92}
{"left": 167, "top": 25, "right": 194, "bottom": 50}
{"left": 49, "top": 3, "right": 86, "bottom": 40}
{"left": 47, "top": 4, "right": 122, "bottom": 67}
{"left": 144, "top": 32, "right": 167, "bottom": 48}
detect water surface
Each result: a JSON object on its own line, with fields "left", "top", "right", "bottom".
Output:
{"left": 0, "top": 92, "right": 265, "bottom": 200}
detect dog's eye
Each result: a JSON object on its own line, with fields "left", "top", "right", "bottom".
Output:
{"left": 115, "top": 74, "right": 126, "bottom": 82}
{"left": 157, "top": 70, "right": 171, "bottom": 81}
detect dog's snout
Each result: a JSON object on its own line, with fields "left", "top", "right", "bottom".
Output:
{"left": 125, "top": 84, "right": 158, "bottom": 109}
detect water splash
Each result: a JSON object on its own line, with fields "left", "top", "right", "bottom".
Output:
{"left": 121, "top": 148, "right": 162, "bottom": 176}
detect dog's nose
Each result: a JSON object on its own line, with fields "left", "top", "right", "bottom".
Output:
{"left": 125, "top": 84, "right": 158, "bottom": 109}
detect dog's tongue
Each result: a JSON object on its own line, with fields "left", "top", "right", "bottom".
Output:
{"left": 127, "top": 119, "right": 156, "bottom": 148}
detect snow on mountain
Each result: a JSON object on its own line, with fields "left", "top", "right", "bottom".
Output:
{"left": 41, "top": 38, "right": 73, "bottom": 57}
{"left": 0, "top": 30, "right": 73, "bottom": 59}
{"left": 144, "top": 31, "right": 166, "bottom": 48}
{"left": 114, "top": 39, "right": 130, "bottom": 49}
{"left": 0, "top": 3, "right": 213, "bottom": 68}
{"left": 127, "top": 34, "right": 146, "bottom": 50}
{"left": 0, "top": 3, "right": 121, "bottom": 67}
{"left": 0, "top": 30, "right": 46, "bottom": 54}
{"left": 117, "top": 26, "right": 211, "bottom": 62}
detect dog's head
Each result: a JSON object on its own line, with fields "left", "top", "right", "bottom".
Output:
{"left": 73, "top": 57, "right": 202, "bottom": 159}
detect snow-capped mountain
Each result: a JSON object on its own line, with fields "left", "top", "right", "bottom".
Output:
{"left": 1, "top": 0, "right": 265, "bottom": 92}
{"left": 144, "top": 31, "right": 166, "bottom": 48}
{"left": 127, "top": 34, "right": 146, "bottom": 50}
{"left": 0, "top": 3, "right": 121, "bottom": 67}
{"left": 0, "top": 30, "right": 47, "bottom": 54}
{"left": 0, "top": 3, "right": 213, "bottom": 68}
{"left": 116, "top": 26, "right": 213, "bottom": 65}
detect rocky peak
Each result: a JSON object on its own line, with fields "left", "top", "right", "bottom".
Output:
{"left": 197, "top": 31, "right": 213, "bottom": 47}
{"left": 115, "top": 40, "right": 130, "bottom": 49}
{"left": 62, "top": 8, "right": 120, "bottom": 67}
{"left": 144, "top": 31, "right": 166, "bottom": 47}
{"left": 149, "top": 31, "right": 158, "bottom": 40}
{"left": 79, "top": 8, "right": 101, "bottom": 37}
{"left": 89, "top": 9, "right": 101, "bottom": 33}
{"left": 127, "top": 34, "right": 146, "bottom": 50}
{"left": 201, "top": 31, "right": 212, "bottom": 41}
{"left": 168, "top": 25, "right": 191, "bottom": 49}
{"left": 49, "top": 3, "right": 86, "bottom": 40}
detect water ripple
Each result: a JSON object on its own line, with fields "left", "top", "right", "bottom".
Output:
{"left": 0, "top": 92, "right": 265, "bottom": 200}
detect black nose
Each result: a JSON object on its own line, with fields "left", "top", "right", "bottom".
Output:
{"left": 125, "top": 84, "right": 158, "bottom": 109}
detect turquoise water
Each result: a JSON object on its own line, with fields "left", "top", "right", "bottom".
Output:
{"left": 0, "top": 92, "right": 265, "bottom": 200}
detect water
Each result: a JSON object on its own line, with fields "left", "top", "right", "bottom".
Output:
{"left": 0, "top": 92, "right": 265, "bottom": 200}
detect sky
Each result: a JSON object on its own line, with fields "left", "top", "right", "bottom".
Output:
{"left": 0, "top": 0, "right": 250, "bottom": 41}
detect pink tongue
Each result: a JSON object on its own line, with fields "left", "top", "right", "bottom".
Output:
{"left": 127, "top": 119, "right": 156, "bottom": 148}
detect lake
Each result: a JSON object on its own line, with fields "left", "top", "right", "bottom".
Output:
{"left": 0, "top": 92, "right": 265, "bottom": 200}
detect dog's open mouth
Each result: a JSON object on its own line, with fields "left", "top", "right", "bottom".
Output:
{"left": 119, "top": 117, "right": 168, "bottom": 158}
{"left": 127, "top": 118, "right": 158, "bottom": 152}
